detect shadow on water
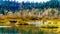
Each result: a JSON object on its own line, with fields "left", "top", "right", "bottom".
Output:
{"left": 0, "top": 25, "right": 59, "bottom": 34}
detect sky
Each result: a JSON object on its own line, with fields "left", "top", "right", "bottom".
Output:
{"left": 11, "top": 0, "right": 50, "bottom": 3}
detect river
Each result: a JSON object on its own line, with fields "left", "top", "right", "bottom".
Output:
{"left": 0, "top": 24, "right": 59, "bottom": 34}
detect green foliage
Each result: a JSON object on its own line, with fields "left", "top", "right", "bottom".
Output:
{"left": 58, "top": 11, "right": 60, "bottom": 15}
{"left": 50, "top": 9, "right": 55, "bottom": 15}
{"left": 0, "top": 0, "right": 60, "bottom": 15}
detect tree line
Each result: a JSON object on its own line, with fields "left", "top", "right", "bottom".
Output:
{"left": 0, "top": 0, "right": 60, "bottom": 14}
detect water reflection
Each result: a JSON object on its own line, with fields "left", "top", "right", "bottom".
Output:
{"left": 0, "top": 25, "right": 58, "bottom": 34}
{"left": 0, "top": 26, "right": 19, "bottom": 34}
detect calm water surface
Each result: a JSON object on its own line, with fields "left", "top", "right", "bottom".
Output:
{"left": 0, "top": 24, "right": 59, "bottom": 34}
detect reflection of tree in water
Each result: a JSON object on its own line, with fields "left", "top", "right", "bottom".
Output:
{"left": 0, "top": 25, "right": 58, "bottom": 34}
{"left": 16, "top": 25, "right": 58, "bottom": 34}
{"left": 0, "top": 27, "right": 19, "bottom": 34}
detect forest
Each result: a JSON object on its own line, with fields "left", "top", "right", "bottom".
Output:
{"left": 0, "top": 0, "right": 60, "bottom": 15}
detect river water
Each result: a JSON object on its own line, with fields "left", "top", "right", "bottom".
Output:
{"left": 0, "top": 25, "right": 59, "bottom": 34}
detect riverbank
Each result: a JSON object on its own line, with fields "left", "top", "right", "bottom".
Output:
{"left": 0, "top": 19, "right": 59, "bottom": 28}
